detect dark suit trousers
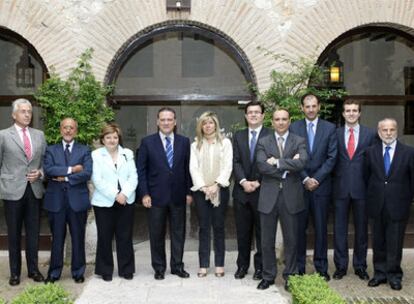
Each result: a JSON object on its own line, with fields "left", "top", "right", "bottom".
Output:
{"left": 334, "top": 197, "right": 368, "bottom": 271}
{"left": 371, "top": 209, "right": 407, "bottom": 283}
{"left": 94, "top": 204, "right": 135, "bottom": 277}
{"left": 147, "top": 203, "right": 186, "bottom": 272}
{"left": 47, "top": 190, "right": 87, "bottom": 279}
{"left": 234, "top": 198, "right": 262, "bottom": 271}
{"left": 297, "top": 192, "right": 330, "bottom": 273}
{"left": 260, "top": 193, "right": 298, "bottom": 281}
{"left": 194, "top": 188, "right": 229, "bottom": 268}
{"left": 3, "top": 183, "right": 41, "bottom": 276}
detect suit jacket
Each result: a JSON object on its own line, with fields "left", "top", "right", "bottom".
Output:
{"left": 290, "top": 118, "right": 337, "bottom": 195}
{"left": 0, "top": 126, "right": 46, "bottom": 200}
{"left": 43, "top": 142, "right": 92, "bottom": 213}
{"left": 256, "top": 132, "right": 308, "bottom": 215}
{"left": 136, "top": 133, "right": 191, "bottom": 207}
{"left": 91, "top": 146, "right": 138, "bottom": 207}
{"left": 232, "top": 127, "right": 272, "bottom": 204}
{"left": 365, "top": 141, "right": 414, "bottom": 221}
{"left": 333, "top": 125, "right": 377, "bottom": 200}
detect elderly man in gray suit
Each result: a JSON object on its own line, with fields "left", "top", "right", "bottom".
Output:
{"left": 0, "top": 98, "right": 46, "bottom": 286}
{"left": 255, "top": 108, "right": 308, "bottom": 291}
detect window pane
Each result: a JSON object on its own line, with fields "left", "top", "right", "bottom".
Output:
{"left": 114, "top": 31, "right": 249, "bottom": 96}
{"left": 0, "top": 38, "right": 43, "bottom": 95}
{"left": 321, "top": 31, "right": 414, "bottom": 95}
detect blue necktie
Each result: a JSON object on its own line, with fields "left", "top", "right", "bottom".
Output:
{"left": 308, "top": 122, "right": 315, "bottom": 152}
{"left": 384, "top": 146, "right": 391, "bottom": 176}
{"left": 64, "top": 144, "right": 71, "bottom": 166}
{"left": 165, "top": 136, "right": 173, "bottom": 168}
{"left": 250, "top": 130, "right": 257, "bottom": 163}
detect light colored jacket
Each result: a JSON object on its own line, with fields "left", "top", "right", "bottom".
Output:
{"left": 91, "top": 146, "right": 138, "bottom": 207}
{"left": 0, "top": 126, "right": 46, "bottom": 200}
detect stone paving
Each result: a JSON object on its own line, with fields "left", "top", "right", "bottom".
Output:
{"left": 1, "top": 244, "right": 413, "bottom": 303}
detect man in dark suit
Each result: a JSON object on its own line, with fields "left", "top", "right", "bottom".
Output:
{"left": 137, "top": 107, "right": 192, "bottom": 280}
{"left": 255, "top": 108, "right": 308, "bottom": 290}
{"left": 43, "top": 118, "right": 92, "bottom": 284}
{"left": 232, "top": 101, "right": 271, "bottom": 281}
{"left": 0, "top": 98, "right": 46, "bottom": 286}
{"left": 365, "top": 118, "right": 414, "bottom": 291}
{"left": 332, "top": 99, "right": 376, "bottom": 281}
{"left": 290, "top": 93, "right": 337, "bottom": 280}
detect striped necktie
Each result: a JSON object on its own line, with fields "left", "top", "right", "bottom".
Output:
{"left": 165, "top": 136, "right": 173, "bottom": 168}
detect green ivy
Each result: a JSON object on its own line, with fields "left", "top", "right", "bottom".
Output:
{"left": 252, "top": 48, "right": 347, "bottom": 127}
{"left": 35, "top": 48, "right": 114, "bottom": 146}
{"left": 11, "top": 283, "right": 73, "bottom": 304}
{"left": 289, "top": 274, "right": 346, "bottom": 304}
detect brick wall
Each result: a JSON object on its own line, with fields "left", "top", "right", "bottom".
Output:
{"left": 1, "top": 0, "right": 413, "bottom": 90}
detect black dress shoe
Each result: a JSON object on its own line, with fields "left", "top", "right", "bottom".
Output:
{"left": 45, "top": 276, "right": 58, "bottom": 284}
{"left": 354, "top": 269, "right": 370, "bottom": 280}
{"left": 74, "top": 276, "right": 85, "bottom": 283}
{"left": 171, "top": 269, "right": 190, "bottom": 278}
{"left": 123, "top": 273, "right": 133, "bottom": 280}
{"left": 389, "top": 280, "right": 402, "bottom": 290}
{"left": 252, "top": 269, "right": 263, "bottom": 281}
{"left": 9, "top": 275, "right": 20, "bottom": 286}
{"left": 317, "top": 272, "right": 330, "bottom": 281}
{"left": 257, "top": 279, "right": 274, "bottom": 290}
{"left": 333, "top": 269, "right": 347, "bottom": 280}
{"left": 102, "top": 275, "right": 113, "bottom": 282}
{"left": 234, "top": 267, "right": 248, "bottom": 279}
{"left": 368, "top": 277, "right": 387, "bottom": 287}
{"left": 154, "top": 271, "right": 165, "bottom": 280}
{"left": 28, "top": 271, "right": 45, "bottom": 282}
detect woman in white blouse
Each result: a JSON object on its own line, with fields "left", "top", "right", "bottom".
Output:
{"left": 190, "top": 111, "right": 233, "bottom": 277}
{"left": 91, "top": 123, "right": 138, "bottom": 281}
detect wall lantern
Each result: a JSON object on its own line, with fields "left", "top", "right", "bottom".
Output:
{"left": 166, "top": 0, "right": 191, "bottom": 11}
{"left": 324, "top": 50, "right": 344, "bottom": 87}
{"left": 16, "top": 47, "right": 35, "bottom": 88}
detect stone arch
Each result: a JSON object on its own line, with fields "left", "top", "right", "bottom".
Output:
{"left": 0, "top": 0, "right": 80, "bottom": 77}
{"left": 104, "top": 20, "right": 257, "bottom": 94}
{"left": 283, "top": 0, "right": 414, "bottom": 62}
{"left": 79, "top": 0, "right": 282, "bottom": 90}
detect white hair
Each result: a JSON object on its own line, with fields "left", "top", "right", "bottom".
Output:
{"left": 12, "top": 98, "right": 32, "bottom": 113}
{"left": 377, "top": 118, "right": 397, "bottom": 129}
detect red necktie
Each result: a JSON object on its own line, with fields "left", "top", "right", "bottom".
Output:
{"left": 22, "top": 127, "right": 32, "bottom": 160}
{"left": 347, "top": 127, "right": 355, "bottom": 160}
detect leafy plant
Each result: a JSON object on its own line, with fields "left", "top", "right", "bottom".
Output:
{"left": 289, "top": 274, "right": 346, "bottom": 304}
{"left": 35, "top": 48, "right": 114, "bottom": 145}
{"left": 11, "top": 283, "right": 73, "bottom": 304}
{"left": 253, "top": 48, "right": 347, "bottom": 127}
{"left": 0, "top": 298, "right": 5, "bottom": 304}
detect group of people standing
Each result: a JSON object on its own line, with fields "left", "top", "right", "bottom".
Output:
{"left": 0, "top": 96, "right": 412, "bottom": 294}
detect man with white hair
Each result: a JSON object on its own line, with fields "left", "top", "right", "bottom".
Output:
{"left": 365, "top": 118, "right": 414, "bottom": 291}
{"left": 0, "top": 98, "right": 46, "bottom": 286}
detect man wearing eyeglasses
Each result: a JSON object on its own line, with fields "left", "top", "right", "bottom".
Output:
{"left": 232, "top": 101, "right": 271, "bottom": 281}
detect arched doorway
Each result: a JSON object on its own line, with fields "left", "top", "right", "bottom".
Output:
{"left": 106, "top": 21, "right": 256, "bottom": 244}
{"left": 0, "top": 27, "right": 49, "bottom": 249}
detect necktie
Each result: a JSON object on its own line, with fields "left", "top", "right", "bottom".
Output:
{"left": 277, "top": 136, "right": 284, "bottom": 158}
{"left": 250, "top": 130, "right": 257, "bottom": 163}
{"left": 22, "top": 128, "right": 32, "bottom": 160}
{"left": 384, "top": 146, "right": 391, "bottom": 176}
{"left": 347, "top": 127, "right": 355, "bottom": 159}
{"left": 308, "top": 122, "right": 315, "bottom": 152}
{"left": 165, "top": 136, "right": 173, "bottom": 168}
{"left": 64, "top": 144, "right": 71, "bottom": 166}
